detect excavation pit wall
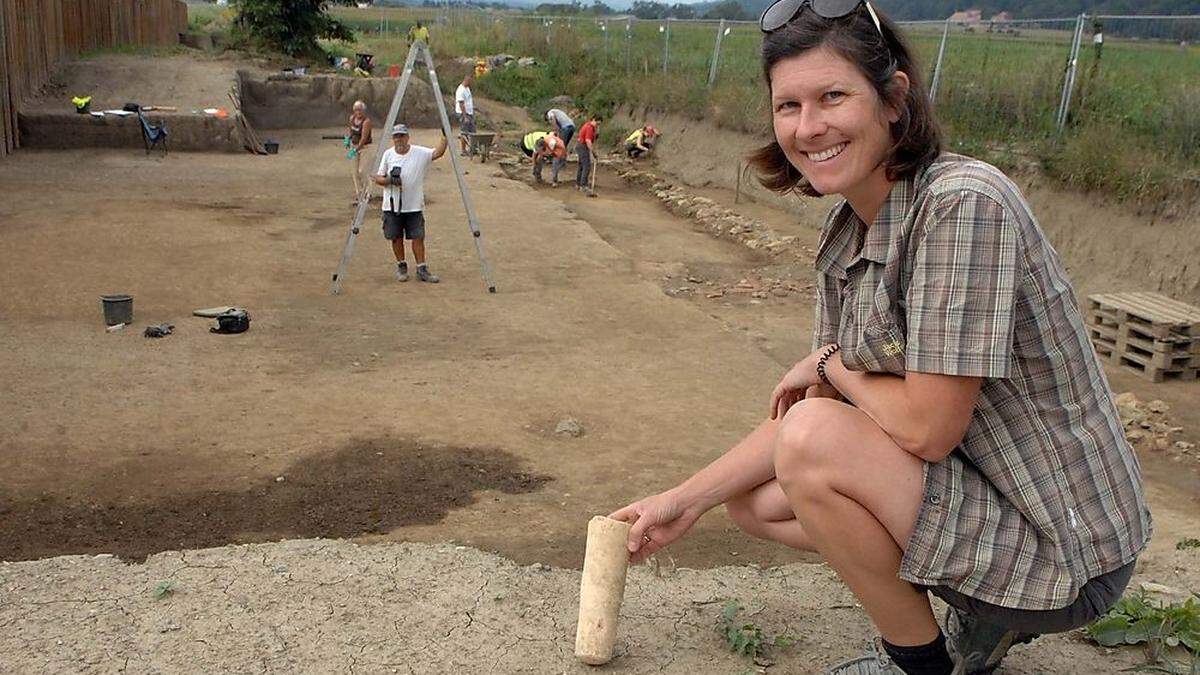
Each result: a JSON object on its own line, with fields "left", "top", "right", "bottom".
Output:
{"left": 236, "top": 70, "right": 444, "bottom": 131}
{"left": 17, "top": 111, "right": 243, "bottom": 153}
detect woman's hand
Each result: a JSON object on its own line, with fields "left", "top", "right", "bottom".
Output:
{"left": 609, "top": 490, "right": 701, "bottom": 564}
{"left": 769, "top": 346, "right": 837, "bottom": 419}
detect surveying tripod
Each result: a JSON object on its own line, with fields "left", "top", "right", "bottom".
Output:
{"left": 330, "top": 40, "right": 496, "bottom": 294}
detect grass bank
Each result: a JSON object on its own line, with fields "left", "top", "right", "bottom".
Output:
{"left": 189, "top": 4, "right": 1200, "bottom": 204}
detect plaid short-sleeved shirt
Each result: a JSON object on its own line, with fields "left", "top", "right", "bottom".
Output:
{"left": 813, "top": 153, "right": 1152, "bottom": 610}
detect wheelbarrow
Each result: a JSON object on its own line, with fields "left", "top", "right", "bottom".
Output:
{"left": 467, "top": 132, "right": 496, "bottom": 162}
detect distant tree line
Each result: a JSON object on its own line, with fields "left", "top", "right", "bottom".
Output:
{"left": 628, "top": 0, "right": 748, "bottom": 20}
{"left": 525, "top": 0, "right": 747, "bottom": 18}
{"left": 873, "top": 0, "right": 1200, "bottom": 20}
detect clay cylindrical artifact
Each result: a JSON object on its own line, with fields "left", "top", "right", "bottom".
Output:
{"left": 574, "top": 515, "right": 633, "bottom": 665}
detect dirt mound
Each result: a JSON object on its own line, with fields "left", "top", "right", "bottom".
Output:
{"left": 26, "top": 53, "right": 252, "bottom": 112}
{"left": 238, "top": 70, "right": 444, "bottom": 130}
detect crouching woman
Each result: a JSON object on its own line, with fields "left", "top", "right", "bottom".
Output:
{"left": 609, "top": 3, "right": 1151, "bottom": 674}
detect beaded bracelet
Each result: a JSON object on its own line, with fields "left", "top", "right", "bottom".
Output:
{"left": 816, "top": 344, "right": 841, "bottom": 385}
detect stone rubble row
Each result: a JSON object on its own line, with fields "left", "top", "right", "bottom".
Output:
{"left": 617, "top": 167, "right": 812, "bottom": 260}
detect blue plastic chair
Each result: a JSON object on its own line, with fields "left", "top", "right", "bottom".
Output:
{"left": 137, "top": 111, "right": 168, "bottom": 155}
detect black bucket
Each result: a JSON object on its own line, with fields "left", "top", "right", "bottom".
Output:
{"left": 101, "top": 294, "right": 133, "bottom": 326}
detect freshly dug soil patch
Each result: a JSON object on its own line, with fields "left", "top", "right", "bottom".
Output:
{"left": 0, "top": 439, "right": 549, "bottom": 563}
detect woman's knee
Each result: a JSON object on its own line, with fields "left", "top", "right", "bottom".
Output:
{"left": 773, "top": 399, "right": 842, "bottom": 492}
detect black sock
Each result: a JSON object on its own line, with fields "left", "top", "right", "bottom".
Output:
{"left": 881, "top": 631, "right": 953, "bottom": 675}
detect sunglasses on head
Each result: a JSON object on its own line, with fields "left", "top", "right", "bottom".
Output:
{"left": 759, "top": 0, "right": 883, "bottom": 35}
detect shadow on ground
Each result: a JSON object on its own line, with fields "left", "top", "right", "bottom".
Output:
{"left": 0, "top": 438, "right": 551, "bottom": 562}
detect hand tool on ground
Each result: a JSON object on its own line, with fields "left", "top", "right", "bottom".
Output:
{"left": 575, "top": 516, "right": 632, "bottom": 665}
{"left": 588, "top": 148, "right": 597, "bottom": 197}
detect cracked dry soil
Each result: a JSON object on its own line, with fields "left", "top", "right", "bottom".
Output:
{"left": 3, "top": 538, "right": 1195, "bottom": 674}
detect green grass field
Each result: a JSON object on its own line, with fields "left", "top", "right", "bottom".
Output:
{"left": 188, "top": 4, "right": 1199, "bottom": 202}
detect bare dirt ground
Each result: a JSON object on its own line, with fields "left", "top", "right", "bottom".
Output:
{"left": 26, "top": 53, "right": 265, "bottom": 113}
{"left": 2, "top": 55, "right": 1199, "bottom": 673}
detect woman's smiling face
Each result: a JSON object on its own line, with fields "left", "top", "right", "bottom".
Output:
{"left": 770, "top": 46, "right": 903, "bottom": 200}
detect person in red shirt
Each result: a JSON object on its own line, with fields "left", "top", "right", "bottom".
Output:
{"left": 575, "top": 113, "right": 602, "bottom": 193}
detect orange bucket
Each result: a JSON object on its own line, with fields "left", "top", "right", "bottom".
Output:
{"left": 388, "top": 64, "right": 400, "bottom": 78}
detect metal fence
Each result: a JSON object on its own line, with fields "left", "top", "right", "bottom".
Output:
{"left": 338, "top": 6, "right": 1198, "bottom": 169}
{"left": 0, "top": 0, "right": 188, "bottom": 158}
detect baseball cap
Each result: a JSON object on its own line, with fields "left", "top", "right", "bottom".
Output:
{"left": 391, "top": 123, "right": 410, "bottom": 136}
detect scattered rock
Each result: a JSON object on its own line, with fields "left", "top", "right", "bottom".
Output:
{"left": 488, "top": 54, "right": 515, "bottom": 68}
{"left": 1116, "top": 392, "right": 1194, "bottom": 465}
{"left": 275, "top": 476, "right": 286, "bottom": 483}
{"left": 1139, "top": 581, "right": 1190, "bottom": 603}
{"left": 554, "top": 417, "right": 584, "bottom": 437}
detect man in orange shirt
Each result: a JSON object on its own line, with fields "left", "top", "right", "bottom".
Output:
{"left": 532, "top": 131, "right": 568, "bottom": 186}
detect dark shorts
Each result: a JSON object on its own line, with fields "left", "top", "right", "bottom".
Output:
{"left": 459, "top": 112, "right": 476, "bottom": 134}
{"left": 382, "top": 210, "right": 425, "bottom": 241}
{"left": 923, "top": 560, "right": 1136, "bottom": 634}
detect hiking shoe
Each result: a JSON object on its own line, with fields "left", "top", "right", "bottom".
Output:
{"left": 396, "top": 261, "right": 409, "bottom": 282}
{"left": 416, "top": 266, "right": 439, "bottom": 283}
{"left": 825, "top": 641, "right": 906, "bottom": 674}
{"left": 945, "top": 607, "right": 1038, "bottom": 675}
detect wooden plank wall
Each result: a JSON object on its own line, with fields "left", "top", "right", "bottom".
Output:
{"left": 0, "top": 0, "right": 187, "bottom": 157}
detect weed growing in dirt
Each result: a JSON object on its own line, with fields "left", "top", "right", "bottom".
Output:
{"left": 152, "top": 579, "right": 178, "bottom": 600}
{"left": 715, "top": 600, "right": 795, "bottom": 663}
{"left": 1177, "top": 538, "right": 1200, "bottom": 551}
{"left": 1086, "top": 590, "right": 1200, "bottom": 672}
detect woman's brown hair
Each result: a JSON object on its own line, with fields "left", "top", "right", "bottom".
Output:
{"left": 748, "top": 4, "right": 942, "bottom": 197}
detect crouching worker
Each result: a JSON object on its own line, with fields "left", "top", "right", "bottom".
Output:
{"left": 624, "top": 124, "right": 658, "bottom": 158}
{"left": 610, "top": 3, "right": 1150, "bottom": 674}
{"left": 374, "top": 124, "right": 447, "bottom": 284}
{"left": 532, "top": 132, "right": 567, "bottom": 187}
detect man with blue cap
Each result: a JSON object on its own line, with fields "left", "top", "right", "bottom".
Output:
{"left": 374, "top": 123, "right": 448, "bottom": 283}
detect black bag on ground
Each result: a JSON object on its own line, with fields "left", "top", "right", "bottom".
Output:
{"left": 211, "top": 309, "right": 250, "bottom": 334}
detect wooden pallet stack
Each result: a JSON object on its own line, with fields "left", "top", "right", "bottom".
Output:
{"left": 1087, "top": 292, "right": 1200, "bottom": 383}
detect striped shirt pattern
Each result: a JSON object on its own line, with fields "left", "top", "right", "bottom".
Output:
{"left": 812, "top": 153, "right": 1152, "bottom": 610}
